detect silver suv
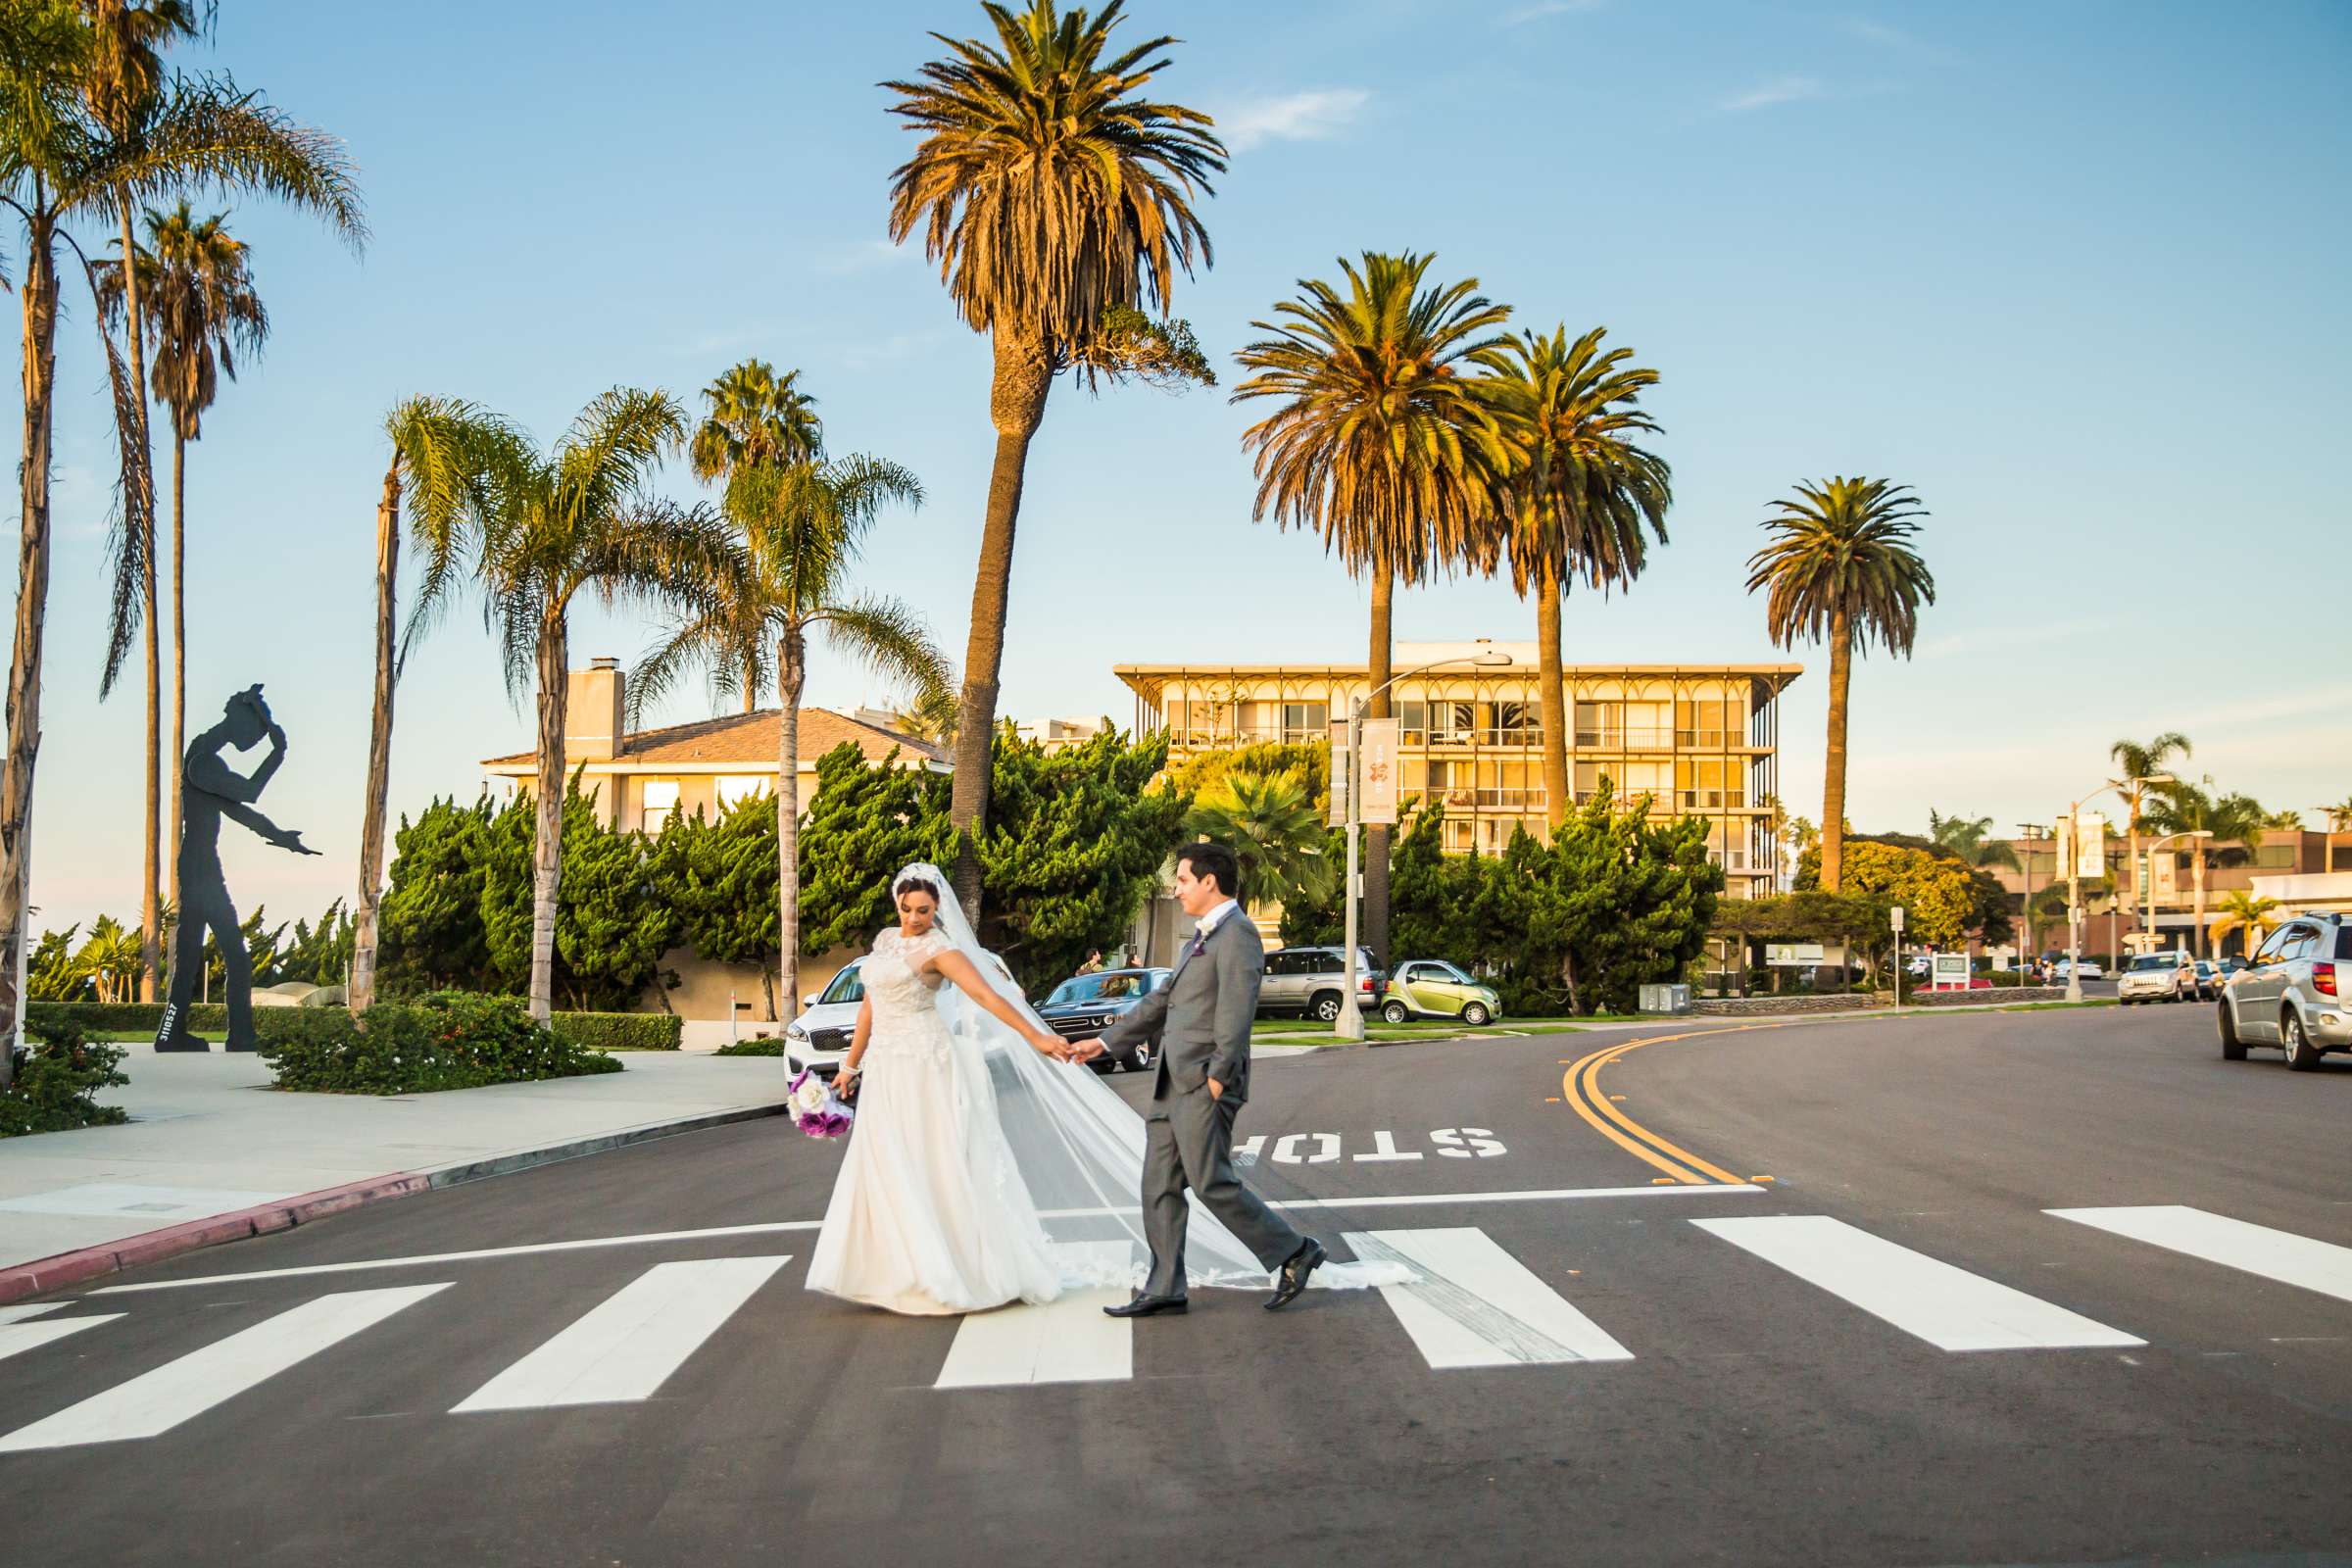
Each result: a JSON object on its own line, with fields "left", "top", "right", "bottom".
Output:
{"left": 1259, "top": 946, "right": 1384, "bottom": 1023}
{"left": 2120, "top": 952, "right": 2195, "bottom": 1004}
{"left": 2217, "top": 912, "right": 2350, "bottom": 1070}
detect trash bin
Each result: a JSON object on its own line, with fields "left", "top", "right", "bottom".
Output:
{"left": 1639, "top": 983, "right": 1691, "bottom": 1015}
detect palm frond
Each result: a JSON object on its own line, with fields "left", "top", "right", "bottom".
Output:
{"left": 83, "top": 72, "right": 365, "bottom": 248}
{"left": 817, "top": 595, "right": 952, "bottom": 702}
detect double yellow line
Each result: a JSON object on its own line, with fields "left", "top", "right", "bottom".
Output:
{"left": 1559, "top": 1022, "right": 1790, "bottom": 1187}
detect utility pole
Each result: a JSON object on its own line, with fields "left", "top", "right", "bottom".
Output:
{"left": 2015, "top": 820, "right": 2039, "bottom": 975}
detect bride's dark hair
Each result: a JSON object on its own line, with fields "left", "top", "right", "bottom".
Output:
{"left": 894, "top": 873, "right": 943, "bottom": 907}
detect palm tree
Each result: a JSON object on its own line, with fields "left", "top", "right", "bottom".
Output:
{"left": 2109, "top": 731, "right": 2191, "bottom": 923}
{"left": 1185, "top": 768, "right": 1337, "bottom": 913}
{"left": 460, "top": 389, "right": 738, "bottom": 1022}
{"left": 0, "top": 1, "right": 364, "bottom": 1081}
{"left": 94, "top": 198, "right": 264, "bottom": 920}
{"left": 348, "top": 398, "right": 520, "bottom": 1016}
{"left": 895, "top": 680, "right": 961, "bottom": 748}
{"left": 690, "top": 359, "right": 821, "bottom": 489}
{"left": 2210, "top": 890, "right": 2279, "bottom": 960}
{"left": 884, "top": 0, "right": 1224, "bottom": 913}
{"left": 73, "top": 912, "right": 143, "bottom": 1004}
{"left": 2321, "top": 795, "right": 2352, "bottom": 875}
{"left": 1234, "top": 251, "right": 1512, "bottom": 966}
{"left": 627, "top": 454, "right": 949, "bottom": 1020}
{"left": 1744, "top": 477, "right": 1935, "bottom": 893}
{"left": 2145, "top": 780, "right": 2268, "bottom": 957}
{"left": 1473, "top": 326, "right": 1670, "bottom": 830}
{"left": 1928, "top": 809, "right": 2021, "bottom": 870}
{"left": 686, "top": 359, "right": 825, "bottom": 711}
{"left": 83, "top": 0, "right": 207, "bottom": 1004}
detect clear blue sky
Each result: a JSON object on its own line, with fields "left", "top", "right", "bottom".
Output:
{"left": 10, "top": 0, "right": 2348, "bottom": 934}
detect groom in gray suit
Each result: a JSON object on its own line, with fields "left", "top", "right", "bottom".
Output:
{"left": 1074, "top": 842, "right": 1325, "bottom": 1315}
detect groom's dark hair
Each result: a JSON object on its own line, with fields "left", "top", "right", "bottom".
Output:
{"left": 1179, "top": 841, "right": 1240, "bottom": 900}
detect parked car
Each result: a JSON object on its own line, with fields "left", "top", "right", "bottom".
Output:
{"left": 784, "top": 957, "right": 865, "bottom": 1076}
{"left": 2191, "top": 959, "right": 2220, "bottom": 1000}
{"left": 1380, "top": 959, "right": 1503, "bottom": 1026}
{"left": 2120, "top": 952, "right": 2193, "bottom": 1004}
{"left": 2051, "top": 957, "right": 2106, "bottom": 981}
{"left": 2217, "top": 912, "right": 2351, "bottom": 1070}
{"left": 2213, "top": 956, "right": 2249, "bottom": 982}
{"left": 1259, "top": 946, "right": 1385, "bottom": 1023}
{"left": 1033, "top": 967, "right": 1171, "bottom": 1074}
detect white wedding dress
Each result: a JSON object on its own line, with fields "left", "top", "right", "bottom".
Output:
{"left": 804, "top": 863, "right": 1410, "bottom": 1316}
{"left": 805, "top": 925, "right": 1066, "bottom": 1315}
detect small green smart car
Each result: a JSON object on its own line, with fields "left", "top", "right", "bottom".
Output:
{"left": 1380, "top": 959, "right": 1502, "bottom": 1026}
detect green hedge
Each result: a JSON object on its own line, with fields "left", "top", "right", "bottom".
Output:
{"left": 714, "top": 1035, "right": 786, "bottom": 1056}
{"left": 3, "top": 1022, "right": 130, "bottom": 1137}
{"left": 552, "top": 1011, "right": 682, "bottom": 1052}
{"left": 261, "top": 993, "right": 621, "bottom": 1095}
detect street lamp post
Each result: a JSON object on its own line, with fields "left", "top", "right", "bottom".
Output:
{"left": 2141, "top": 827, "right": 2212, "bottom": 956}
{"left": 2064, "top": 773, "right": 2173, "bottom": 1003}
{"left": 1338, "top": 645, "right": 1512, "bottom": 1041}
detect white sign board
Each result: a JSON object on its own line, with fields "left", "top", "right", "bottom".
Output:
{"left": 1889, "top": 905, "right": 1906, "bottom": 933}
{"left": 1765, "top": 942, "right": 1826, "bottom": 967}
{"left": 1930, "top": 953, "right": 1972, "bottom": 989}
{"left": 1360, "top": 718, "right": 1399, "bottom": 826}
{"left": 1327, "top": 720, "right": 1349, "bottom": 828}
{"left": 2074, "top": 811, "right": 2108, "bottom": 879}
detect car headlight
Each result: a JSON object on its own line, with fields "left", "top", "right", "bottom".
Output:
{"left": 785, "top": 1022, "right": 808, "bottom": 1041}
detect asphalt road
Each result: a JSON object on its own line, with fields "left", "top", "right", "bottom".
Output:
{"left": 4, "top": 1002, "right": 2350, "bottom": 1568}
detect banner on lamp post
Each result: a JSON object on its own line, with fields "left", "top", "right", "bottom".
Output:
{"left": 1360, "top": 718, "right": 1399, "bottom": 826}
{"left": 2074, "top": 811, "right": 2108, "bottom": 879}
{"left": 1327, "top": 720, "right": 1350, "bottom": 828}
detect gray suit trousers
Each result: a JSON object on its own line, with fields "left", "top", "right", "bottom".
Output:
{"left": 1141, "top": 1087, "right": 1303, "bottom": 1298}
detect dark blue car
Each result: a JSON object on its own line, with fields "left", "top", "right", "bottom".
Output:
{"left": 1032, "top": 967, "right": 1171, "bottom": 1074}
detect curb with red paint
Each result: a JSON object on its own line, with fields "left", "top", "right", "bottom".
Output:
{"left": 0, "top": 1172, "right": 434, "bottom": 1305}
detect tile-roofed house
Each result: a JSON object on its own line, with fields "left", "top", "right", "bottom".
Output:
{"left": 480, "top": 660, "right": 947, "bottom": 836}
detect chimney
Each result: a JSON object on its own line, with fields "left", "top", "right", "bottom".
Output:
{"left": 566, "top": 658, "right": 624, "bottom": 760}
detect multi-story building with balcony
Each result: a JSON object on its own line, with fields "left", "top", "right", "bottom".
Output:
{"left": 1114, "top": 641, "right": 1800, "bottom": 900}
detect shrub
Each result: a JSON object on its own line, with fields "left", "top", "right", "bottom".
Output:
{"left": 2, "top": 1023, "right": 130, "bottom": 1136}
{"left": 261, "top": 992, "right": 621, "bottom": 1095}
{"left": 553, "top": 1011, "right": 683, "bottom": 1052}
{"left": 714, "top": 1034, "right": 785, "bottom": 1057}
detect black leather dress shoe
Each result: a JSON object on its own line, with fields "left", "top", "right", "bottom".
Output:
{"left": 1263, "top": 1238, "right": 1325, "bottom": 1311}
{"left": 1103, "top": 1293, "right": 1189, "bottom": 1319}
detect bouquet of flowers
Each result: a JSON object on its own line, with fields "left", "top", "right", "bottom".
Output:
{"left": 787, "top": 1066, "right": 855, "bottom": 1140}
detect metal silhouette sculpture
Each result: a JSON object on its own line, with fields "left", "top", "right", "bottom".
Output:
{"left": 156, "top": 686, "right": 319, "bottom": 1052}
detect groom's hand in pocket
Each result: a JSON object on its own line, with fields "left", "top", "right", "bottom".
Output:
{"left": 1204, "top": 1077, "right": 1223, "bottom": 1101}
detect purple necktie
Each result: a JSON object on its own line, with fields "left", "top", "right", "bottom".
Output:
{"left": 1190, "top": 927, "right": 1209, "bottom": 958}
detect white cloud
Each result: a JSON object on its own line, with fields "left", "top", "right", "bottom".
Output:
{"left": 1219, "top": 88, "right": 1371, "bottom": 152}
{"left": 1720, "top": 75, "right": 1827, "bottom": 114}
{"left": 1500, "top": 0, "right": 1603, "bottom": 24}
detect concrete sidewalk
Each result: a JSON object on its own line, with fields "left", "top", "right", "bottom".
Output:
{"left": 0, "top": 1047, "right": 792, "bottom": 1295}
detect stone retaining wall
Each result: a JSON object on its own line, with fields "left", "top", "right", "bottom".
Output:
{"left": 1900, "top": 985, "right": 2067, "bottom": 1006}
{"left": 1688, "top": 986, "right": 2069, "bottom": 1016}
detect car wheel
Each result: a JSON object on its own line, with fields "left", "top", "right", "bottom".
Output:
{"left": 1310, "top": 992, "right": 1343, "bottom": 1024}
{"left": 1462, "top": 1003, "right": 1492, "bottom": 1027}
{"left": 2217, "top": 1002, "right": 2246, "bottom": 1060}
{"left": 2283, "top": 1010, "right": 2322, "bottom": 1071}
{"left": 1381, "top": 1001, "right": 1410, "bottom": 1024}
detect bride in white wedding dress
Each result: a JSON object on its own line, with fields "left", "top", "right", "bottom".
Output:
{"left": 806, "top": 863, "right": 1406, "bottom": 1317}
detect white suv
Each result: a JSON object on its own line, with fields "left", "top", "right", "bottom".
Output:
{"left": 2120, "top": 952, "right": 2195, "bottom": 1004}
{"left": 2217, "top": 913, "right": 2351, "bottom": 1070}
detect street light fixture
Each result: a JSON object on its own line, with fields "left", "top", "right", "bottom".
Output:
{"left": 2062, "top": 773, "right": 2173, "bottom": 1003}
{"left": 1337, "top": 643, "right": 1514, "bottom": 1041}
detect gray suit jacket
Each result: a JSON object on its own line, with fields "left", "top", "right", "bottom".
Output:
{"left": 1099, "top": 906, "right": 1262, "bottom": 1105}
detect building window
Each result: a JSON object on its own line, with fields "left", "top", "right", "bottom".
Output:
{"left": 2254, "top": 843, "right": 2296, "bottom": 869}
{"left": 1281, "top": 702, "right": 1328, "bottom": 744}
{"left": 716, "top": 774, "right": 771, "bottom": 809}
{"left": 1428, "top": 702, "right": 1475, "bottom": 746}
{"left": 1398, "top": 701, "right": 1427, "bottom": 745}
{"left": 1574, "top": 701, "right": 1618, "bottom": 748}
{"left": 1675, "top": 698, "right": 1740, "bottom": 749}
{"left": 641, "top": 779, "right": 680, "bottom": 834}
{"left": 1674, "top": 759, "right": 1743, "bottom": 810}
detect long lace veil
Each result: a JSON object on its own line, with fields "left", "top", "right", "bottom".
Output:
{"left": 893, "top": 862, "right": 1399, "bottom": 1292}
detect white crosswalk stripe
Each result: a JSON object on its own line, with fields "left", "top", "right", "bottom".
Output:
{"left": 936, "top": 1243, "right": 1134, "bottom": 1389}
{"left": 0, "top": 1285, "right": 448, "bottom": 1453}
{"left": 0, "top": 1302, "right": 71, "bottom": 1325}
{"left": 1692, "top": 1215, "right": 2144, "bottom": 1351}
{"left": 0, "top": 1313, "right": 122, "bottom": 1365}
{"left": 1345, "top": 1227, "right": 1634, "bottom": 1369}
{"left": 453, "top": 1255, "right": 791, "bottom": 1413}
{"left": 2049, "top": 1205, "right": 2352, "bottom": 1303}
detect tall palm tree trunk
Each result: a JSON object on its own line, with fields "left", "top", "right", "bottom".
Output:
{"left": 776, "top": 625, "right": 805, "bottom": 1022}
{"left": 120, "top": 203, "right": 160, "bottom": 1004}
{"left": 169, "top": 429, "right": 185, "bottom": 910}
{"left": 949, "top": 329, "right": 1053, "bottom": 919}
{"left": 1820, "top": 605, "right": 1853, "bottom": 893}
{"left": 0, "top": 225, "right": 62, "bottom": 1092}
{"left": 350, "top": 460, "right": 400, "bottom": 1017}
{"left": 1535, "top": 556, "right": 1568, "bottom": 831}
{"left": 1365, "top": 564, "right": 1394, "bottom": 968}
{"left": 529, "top": 616, "right": 569, "bottom": 1024}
